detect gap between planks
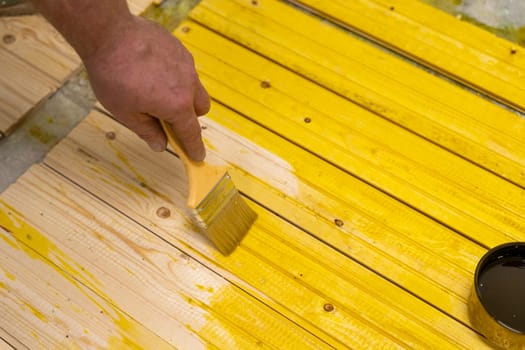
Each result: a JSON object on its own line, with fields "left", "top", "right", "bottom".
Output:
{"left": 286, "top": 0, "right": 525, "bottom": 113}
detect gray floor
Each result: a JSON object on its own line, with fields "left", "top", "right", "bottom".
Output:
{"left": 0, "top": 0, "right": 523, "bottom": 192}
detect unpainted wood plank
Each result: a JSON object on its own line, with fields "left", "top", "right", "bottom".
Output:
{"left": 289, "top": 0, "right": 525, "bottom": 110}
{"left": 0, "top": 340, "right": 13, "bottom": 350}
{"left": 0, "top": 15, "right": 79, "bottom": 81}
{"left": 0, "top": 327, "right": 25, "bottom": 350}
{"left": 0, "top": 164, "right": 336, "bottom": 349}
{"left": 0, "top": 48, "right": 59, "bottom": 134}
{"left": 0, "top": 228, "right": 177, "bottom": 350}
{"left": 0, "top": 339, "right": 14, "bottom": 350}
{"left": 42, "top": 109, "right": 490, "bottom": 348}
{"left": 175, "top": 22, "right": 525, "bottom": 247}
{"left": 128, "top": 0, "right": 156, "bottom": 15}
{"left": 189, "top": 0, "right": 525, "bottom": 188}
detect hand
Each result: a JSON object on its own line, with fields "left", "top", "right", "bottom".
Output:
{"left": 82, "top": 16, "right": 210, "bottom": 160}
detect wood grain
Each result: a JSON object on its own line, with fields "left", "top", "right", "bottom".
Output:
{"left": 0, "top": 327, "right": 24, "bottom": 350}
{"left": 0, "top": 162, "right": 336, "bottom": 349}
{"left": 0, "top": 48, "right": 60, "bottom": 134}
{"left": 40, "top": 109, "right": 490, "bottom": 348}
{"left": 0, "top": 225, "right": 177, "bottom": 350}
{"left": 290, "top": 0, "right": 525, "bottom": 111}
{"left": 174, "top": 20, "right": 525, "bottom": 250}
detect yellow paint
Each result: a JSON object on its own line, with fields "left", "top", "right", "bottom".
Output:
{"left": 196, "top": 284, "right": 214, "bottom": 293}
{"left": 4, "top": 270, "right": 15, "bottom": 281}
{"left": 0, "top": 201, "right": 102, "bottom": 291}
{"left": 29, "top": 125, "right": 56, "bottom": 144}
{"left": 24, "top": 303, "right": 48, "bottom": 323}
{"left": 189, "top": 0, "right": 525, "bottom": 188}
{"left": 175, "top": 20, "right": 525, "bottom": 247}
{"left": 0, "top": 201, "right": 171, "bottom": 348}
{"left": 108, "top": 312, "right": 150, "bottom": 350}
{"left": 107, "top": 142, "right": 148, "bottom": 185}
{"left": 283, "top": 0, "right": 525, "bottom": 110}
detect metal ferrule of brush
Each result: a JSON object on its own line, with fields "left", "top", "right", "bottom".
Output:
{"left": 193, "top": 173, "right": 236, "bottom": 228}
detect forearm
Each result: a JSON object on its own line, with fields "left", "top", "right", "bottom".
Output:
{"left": 30, "top": 0, "right": 134, "bottom": 59}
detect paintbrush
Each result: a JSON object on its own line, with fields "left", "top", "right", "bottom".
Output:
{"left": 160, "top": 120, "right": 256, "bottom": 255}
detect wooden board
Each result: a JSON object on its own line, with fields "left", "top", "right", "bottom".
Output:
{"left": 175, "top": 20, "right": 525, "bottom": 247}
{"left": 288, "top": 0, "right": 525, "bottom": 112}
{"left": 189, "top": 0, "right": 525, "bottom": 188}
{"left": 1, "top": 109, "right": 492, "bottom": 349}
{"left": 2, "top": 0, "right": 525, "bottom": 347}
{"left": 0, "top": 328, "right": 24, "bottom": 350}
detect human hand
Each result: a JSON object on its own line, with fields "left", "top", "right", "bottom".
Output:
{"left": 82, "top": 16, "right": 210, "bottom": 160}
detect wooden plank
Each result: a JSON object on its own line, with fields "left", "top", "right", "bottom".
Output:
{"left": 189, "top": 0, "right": 525, "bottom": 188}
{"left": 0, "top": 15, "right": 79, "bottom": 82}
{"left": 0, "top": 164, "right": 337, "bottom": 349}
{"left": 0, "top": 228, "right": 178, "bottom": 350}
{"left": 128, "top": 0, "right": 156, "bottom": 15}
{"left": 0, "top": 48, "right": 60, "bottom": 134}
{"left": 289, "top": 0, "right": 525, "bottom": 111}
{"left": 0, "top": 15, "right": 78, "bottom": 135}
{"left": 175, "top": 21, "right": 525, "bottom": 247}
{"left": 0, "top": 328, "right": 25, "bottom": 350}
{"left": 41, "top": 109, "right": 491, "bottom": 348}
{"left": 0, "top": 339, "right": 14, "bottom": 350}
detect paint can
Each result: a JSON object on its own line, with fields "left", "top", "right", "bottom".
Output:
{"left": 469, "top": 242, "right": 525, "bottom": 349}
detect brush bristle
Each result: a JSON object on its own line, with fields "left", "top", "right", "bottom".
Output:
{"left": 193, "top": 174, "right": 257, "bottom": 255}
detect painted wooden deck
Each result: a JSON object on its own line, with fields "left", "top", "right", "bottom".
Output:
{"left": 2, "top": 0, "right": 525, "bottom": 348}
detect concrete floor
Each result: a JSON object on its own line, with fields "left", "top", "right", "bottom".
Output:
{"left": 0, "top": 0, "right": 523, "bottom": 192}
{"left": 423, "top": 0, "right": 525, "bottom": 45}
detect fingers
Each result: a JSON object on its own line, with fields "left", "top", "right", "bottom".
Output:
{"left": 194, "top": 79, "right": 211, "bottom": 117}
{"left": 122, "top": 113, "right": 167, "bottom": 152}
{"left": 149, "top": 92, "right": 206, "bottom": 161}
{"left": 168, "top": 103, "right": 206, "bottom": 161}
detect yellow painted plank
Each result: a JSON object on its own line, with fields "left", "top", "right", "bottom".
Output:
{"left": 0, "top": 228, "right": 177, "bottom": 350}
{"left": 290, "top": 0, "right": 525, "bottom": 110}
{"left": 189, "top": 0, "right": 525, "bottom": 188}
{"left": 42, "top": 109, "right": 490, "bottom": 348}
{"left": 1, "top": 165, "right": 335, "bottom": 349}
{"left": 205, "top": 103, "right": 486, "bottom": 325}
{"left": 175, "top": 21, "right": 525, "bottom": 248}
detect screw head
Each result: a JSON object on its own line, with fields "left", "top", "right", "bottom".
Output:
{"left": 323, "top": 303, "right": 335, "bottom": 312}
{"left": 260, "top": 80, "right": 271, "bottom": 88}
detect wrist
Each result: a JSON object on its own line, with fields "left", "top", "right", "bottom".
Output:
{"left": 75, "top": 12, "right": 137, "bottom": 61}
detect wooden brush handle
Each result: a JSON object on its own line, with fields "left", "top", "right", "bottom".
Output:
{"left": 160, "top": 120, "right": 227, "bottom": 208}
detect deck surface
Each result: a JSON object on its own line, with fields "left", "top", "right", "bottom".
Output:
{"left": 2, "top": 0, "right": 525, "bottom": 348}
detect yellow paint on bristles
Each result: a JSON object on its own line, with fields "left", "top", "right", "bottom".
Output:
{"left": 161, "top": 121, "right": 257, "bottom": 255}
